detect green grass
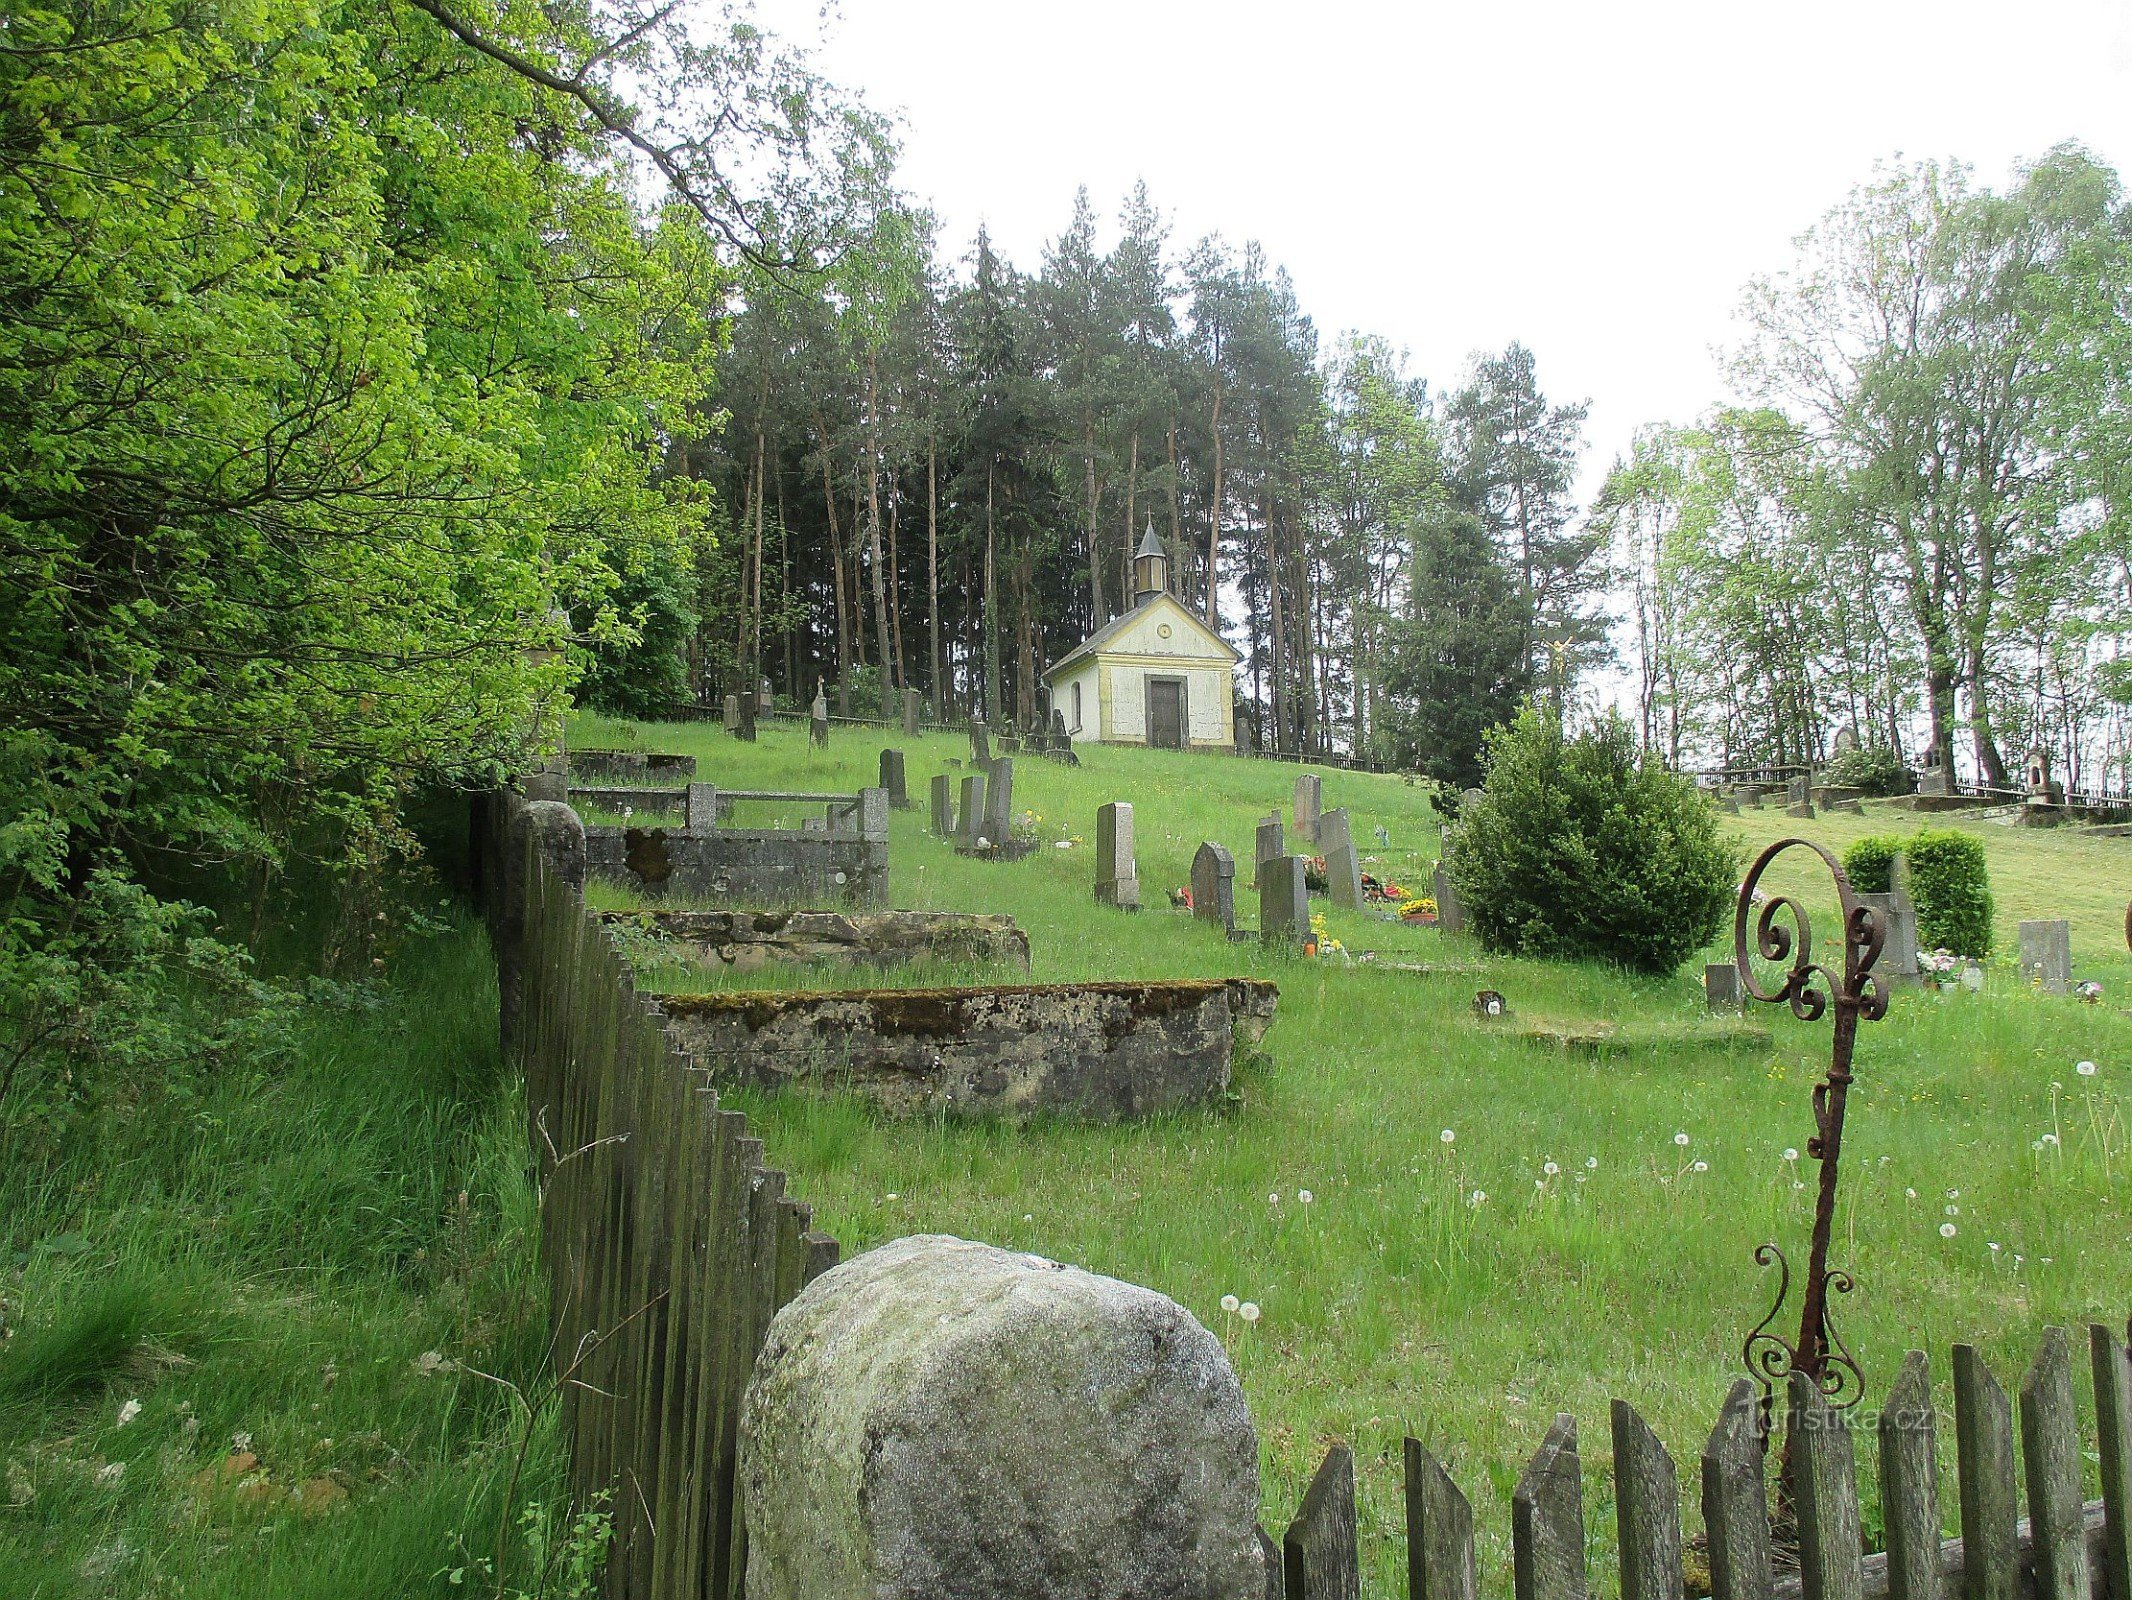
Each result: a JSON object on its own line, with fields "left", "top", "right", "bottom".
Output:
{"left": 0, "top": 913, "right": 557, "bottom": 1599}
{"left": 573, "top": 711, "right": 2132, "bottom": 1596}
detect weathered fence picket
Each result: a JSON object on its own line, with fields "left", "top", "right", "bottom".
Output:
{"left": 1955, "top": 1343, "right": 2020, "bottom": 1600}
{"left": 2093, "top": 1324, "right": 2132, "bottom": 1600}
{"left": 1405, "top": 1437, "right": 1477, "bottom": 1600}
{"left": 2021, "top": 1327, "right": 2088, "bottom": 1600}
{"left": 1513, "top": 1414, "right": 1586, "bottom": 1600}
{"left": 1612, "top": 1401, "right": 1681, "bottom": 1600}
{"left": 492, "top": 795, "right": 840, "bottom": 1600}
{"left": 1284, "top": 1443, "right": 1360, "bottom": 1600}
{"left": 1790, "top": 1372, "right": 1865, "bottom": 1600}
{"left": 1878, "top": 1351, "right": 1941, "bottom": 1600}
{"left": 1702, "top": 1379, "right": 1775, "bottom": 1600}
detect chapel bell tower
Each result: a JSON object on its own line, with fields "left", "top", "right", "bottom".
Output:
{"left": 1132, "top": 517, "right": 1169, "bottom": 603}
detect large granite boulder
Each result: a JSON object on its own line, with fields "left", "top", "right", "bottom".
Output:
{"left": 739, "top": 1234, "right": 1265, "bottom": 1600}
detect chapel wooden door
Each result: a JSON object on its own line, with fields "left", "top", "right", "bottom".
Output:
{"left": 1147, "top": 678, "right": 1185, "bottom": 749}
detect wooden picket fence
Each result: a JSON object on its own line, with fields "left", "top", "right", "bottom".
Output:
{"left": 507, "top": 801, "right": 840, "bottom": 1598}
{"left": 1277, "top": 1325, "right": 2132, "bottom": 1600}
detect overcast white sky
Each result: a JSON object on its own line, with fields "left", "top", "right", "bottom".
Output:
{"left": 765, "top": 0, "right": 2132, "bottom": 486}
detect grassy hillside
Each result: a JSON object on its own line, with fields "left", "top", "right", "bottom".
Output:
{"left": 576, "top": 711, "right": 2132, "bottom": 1597}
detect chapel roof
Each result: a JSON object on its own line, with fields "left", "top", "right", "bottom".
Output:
{"left": 1042, "top": 590, "right": 1240, "bottom": 680}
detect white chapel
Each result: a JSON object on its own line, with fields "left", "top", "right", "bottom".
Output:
{"left": 1044, "top": 521, "right": 1240, "bottom": 749}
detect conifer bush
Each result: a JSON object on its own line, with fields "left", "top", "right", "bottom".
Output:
{"left": 1450, "top": 709, "right": 1739, "bottom": 975}
{"left": 1841, "top": 829, "right": 1995, "bottom": 956}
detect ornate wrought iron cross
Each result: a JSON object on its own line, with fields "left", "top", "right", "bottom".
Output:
{"left": 1734, "top": 838, "right": 1888, "bottom": 1421}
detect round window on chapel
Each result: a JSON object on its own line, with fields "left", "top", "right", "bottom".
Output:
{"left": 1157, "top": 623, "right": 1172, "bottom": 639}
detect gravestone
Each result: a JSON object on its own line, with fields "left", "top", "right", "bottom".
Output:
{"left": 1319, "top": 809, "right": 1363, "bottom": 909}
{"left": 1786, "top": 775, "right": 1811, "bottom": 808}
{"left": 1858, "top": 892, "right": 1921, "bottom": 985}
{"left": 1733, "top": 784, "right": 1763, "bottom": 809}
{"left": 1050, "top": 708, "right": 1070, "bottom": 746}
{"left": 1259, "top": 855, "right": 1310, "bottom": 949}
{"left": 810, "top": 685, "right": 829, "bottom": 747}
{"left": 957, "top": 773, "right": 988, "bottom": 852}
{"left": 1095, "top": 802, "right": 1139, "bottom": 910}
{"left": 1191, "top": 842, "right": 1237, "bottom": 936}
{"left": 1293, "top": 773, "right": 1322, "bottom": 847}
{"left": 722, "top": 694, "right": 741, "bottom": 733}
{"left": 1717, "top": 792, "right": 1741, "bottom": 815}
{"left": 2019, "top": 919, "right": 2072, "bottom": 995}
{"left": 930, "top": 774, "right": 954, "bottom": 838}
{"left": 1433, "top": 858, "right": 1467, "bottom": 936}
{"left": 685, "top": 782, "right": 719, "bottom": 834}
{"left": 1834, "top": 724, "right": 1859, "bottom": 754}
{"left": 879, "top": 749, "right": 909, "bottom": 810}
{"left": 757, "top": 676, "right": 774, "bottom": 713}
{"left": 969, "top": 720, "right": 991, "bottom": 766}
{"left": 903, "top": 687, "right": 921, "bottom": 737}
{"left": 1704, "top": 962, "right": 1743, "bottom": 1011}
{"left": 983, "top": 757, "right": 1015, "bottom": 845}
{"left": 1253, "top": 813, "right": 1283, "bottom": 890}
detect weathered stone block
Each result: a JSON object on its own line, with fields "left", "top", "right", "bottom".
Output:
{"left": 969, "top": 719, "right": 991, "bottom": 765}
{"left": 1192, "top": 841, "right": 1237, "bottom": 934}
{"left": 902, "top": 686, "right": 921, "bottom": 737}
{"left": 1857, "top": 891, "right": 1920, "bottom": 984}
{"left": 663, "top": 978, "right": 1278, "bottom": 1120}
{"left": 599, "top": 908, "right": 1031, "bottom": 973}
{"left": 1096, "top": 802, "right": 1138, "bottom": 909}
{"left": 722, "top": 693, "right": 741, "bottom": 732}
{"left": 957, "top": 773, "right": 987, "bottom": 850}
{"left": 878, "top": 749, "right": 908, "bottom": 809}
{"left": 1325, "top": 837, "right": 1363, "bottom": 910}
{"left": 1260, "top": 855, "right": 1309, "bottom": 949}
{"left": 1705, "top": 961, "right": 1742, "bottom": 1010}
{"left": 929, "top": 774, "right": 954, "bottom": 837}
{"left": 2019, "top": 918, "right": 2072, "bottom": 995}
{"left": 1253, "top": 813, "right": 1283, "bottom": 890}
{"left": 565, "top": 749, "right": 697, "bottom": 784}
{"left": 1293, "top": 773, "right": 1322, "bottom": 847}
{"left": 685, "top": 782, "right": 718, "bottom": 833}
{"left": 1433, "top": 858, "right": 1466, "bottom": 936}
{"left": 584, "top": 825, "right": 886, "bottom": 906}
{"left": 740, "top": 1235, "right": 1267, "bottom": 1600}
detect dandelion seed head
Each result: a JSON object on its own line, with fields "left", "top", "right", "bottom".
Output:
{"left": 2078, "top": 1060, "right": 2098, "bottom": 1077}
{"left": 1440, "top": 1128, "right": 1456, "bottom": 1144}
{"left": 1239, "top": 1302, "right": 1261, "bottom": 1324}
{"left": 1782, "top": 1148, "right": 1799, "bottom": 1162}
{"left": 1221, "top": 1294, "right": 1240, "bottom": 1314}
{"left": 1674, "top": 1132, "right": 1690, "bottom": 1146}
{"left": 1941, "top": 1222, "right": 1958, "bottom": 1238}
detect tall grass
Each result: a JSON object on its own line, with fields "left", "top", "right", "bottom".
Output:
{"left": 577, "top": 713, "right": 2132, "bottom": 1597}
{"left": 0, "top": 913, "right": 555, "bottom": 1599}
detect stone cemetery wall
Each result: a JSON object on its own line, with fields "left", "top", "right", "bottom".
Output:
{"left": 584, "top": 785, "right": 889, "bottom": 907}
{"left": 567, "top": 748, "right": 697, "bottom": 784}
{"left": 661, "top": 978, "right": 1278, "bottom": 1122}
{"left": 600, "top": 908, "right": 1029, "bottom": 974}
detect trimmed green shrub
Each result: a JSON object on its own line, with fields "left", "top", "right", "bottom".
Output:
{"left": 1822, "top": 745, "right": 1909, "bottom": 796}
{"left": 1451, "top": 708, "right": 1740, "bottom": 975}
{"left": 1841, "top": 829, "right": 1994, "bottom": 956}
{"left": 1841, "top": 835, "right": 1901, "bottom": 895}
{"left": 1907, "top": 829, "right": 1994, "bottom": 956}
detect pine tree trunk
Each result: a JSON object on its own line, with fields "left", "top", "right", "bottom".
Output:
{"left": 1084, "top": 414, "right": 1105, "bottom": 622}
{"left": 984, "top": 461, "right": 1001, "bottom": 726}
{"left": 888, "top": 492, "right": 906, "bottom": 694}
{"left": 927, "top": 432, "right": 941, "bottom": 713}
{"left": 817, "top": 418, "right": 851, "bottom": 716}
{"left": 1206, "top": 380, "right": 1224, "bottom": 625}
{"left": 1124, "top": 432, "right": 1140, "bottom": 605}
{"left": 864, "top": 348, "right": 894, "bottom": 715}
